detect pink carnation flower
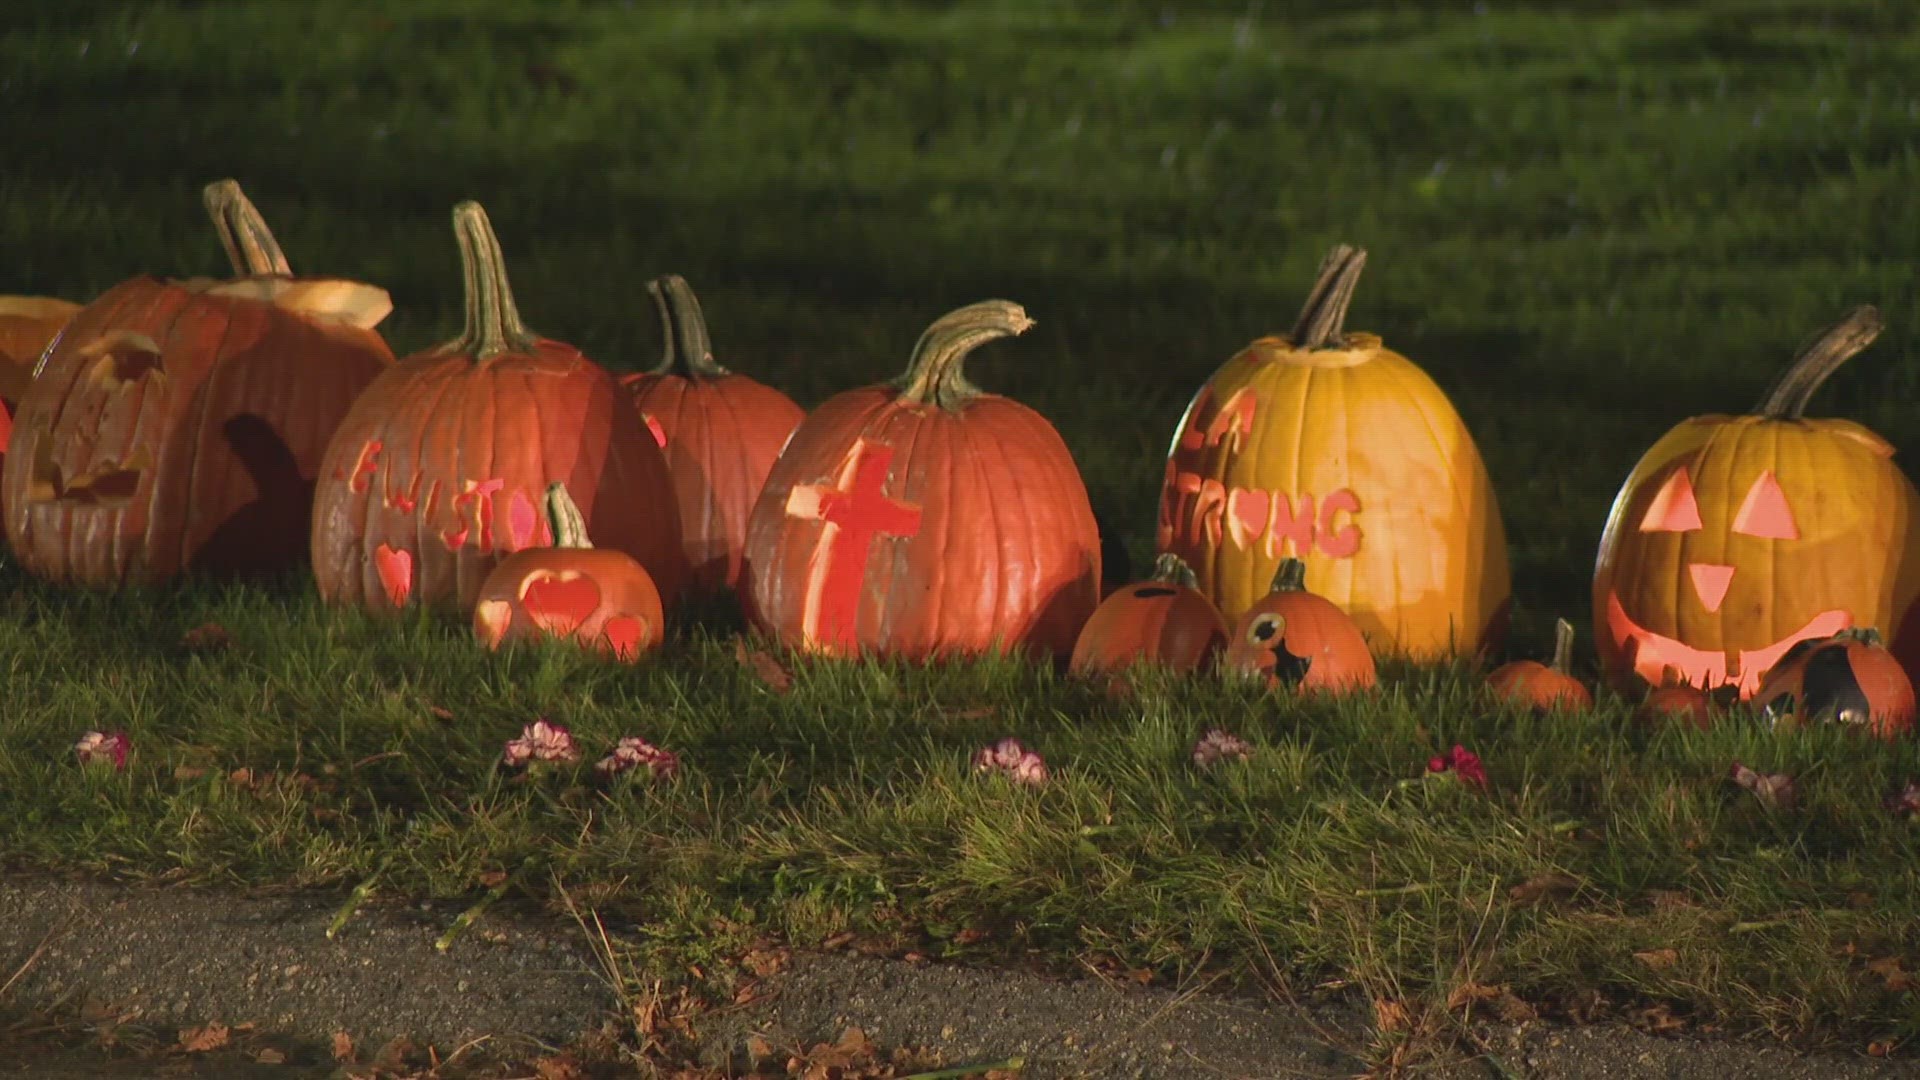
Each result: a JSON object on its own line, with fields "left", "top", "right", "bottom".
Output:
{"left": 1192, "top": 728, "right": 1253, "bottom": 769}
{"left": 502, "top": 718, "right": 580, "bottom": 767}
{"left": 973, "top": 737, "right": 1048, "bottom": 787}
{"left": 1425, "top": 744, "right": 1488, "bottom": 790}
{"left": 595, "top": 736, "right": 680, "bottom": 780}
{"left": 74, "top": 730, "right": 131, "bottom": 771}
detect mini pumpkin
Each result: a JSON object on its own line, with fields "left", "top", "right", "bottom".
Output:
{"left": 1753, "top": 627, "right": 1914, "bottom": 740}
{"left": 1070, "top": 552, "right": 1229, "bottom": 676}
{"left": 474, "top": 482, "right": 664, "bottom": 661}
{"left": 1221, "top": 557, "right": 1377, "bottom": 693}
{"left": 1593, "top": 306, "right": 1920, "bottom": 698}
{"left": 1159, "top": 244, "right": 1510, "bottom": 659}
{"left": 742, "top": 300, "right": 1100, "bottom": 660}
{"left": 1487, "top": 618, "right": 1593, "bottom": 711}
{"left": 621, "top": 275, "right": 806, "bottom": 595}
{"left": 310, "top": 201, "right": 687, "bottom": 616}
{"left": 2, "top": 180, "right": 393, "bottom": 585}
{"left": 1636, "top": 669, "right": 1717, "bottom": 730}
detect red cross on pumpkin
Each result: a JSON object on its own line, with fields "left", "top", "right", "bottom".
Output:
{"left": 783, "top": 438, "right": 922, "bottom": 650}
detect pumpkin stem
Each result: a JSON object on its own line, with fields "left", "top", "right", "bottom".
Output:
{"left": 1148, "top": 552, "right": 1201, "bottom": 590}
{"left": 647, "top": 275, "right": 730, "bottom": 379}
{"left": 1289, "top": 244, "right": 1368, "bottom": 350}
{"left": 1754, "top": 306, "right": 1882, "bottom": 419}
{"left": 895, "top": 299, "right": 1035, "bottom": 411}
{"left": 1836, "top": 626, "right": 1883, "bottom": 647}
{"left": 446, "top": 201, "right": 540, "bottom": 361}
{"left": 1269, "top": 557, "right": 1308, "bottom": 594}
{"left": 544, "top": 482, "right": 593, "bottom": 549}
{"left": 1551, "top": 618, "right": 1577, "bottom": 675}
{"left": 202, "top": 179, "right": 293, "bottom": 278}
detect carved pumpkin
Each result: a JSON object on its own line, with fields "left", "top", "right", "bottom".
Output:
{"left": 1487, "top": 618, "right": 1593, "bottom": 712}
{"left": 311, "top": 201, "right": 687, "bottom": 615}
{"left": 1753, "top": 627, "right": 1914, "bottom": 740}
{"left": 1159, "top": 244, "right": 1510, "bottom": 660}
{"left": 742, "top": 300, "right": 1100, "bottom": 660}
{"left": 0, "top": 296, "right": 81, "bottom": 523}
{"left": 474, "top": 482, "right": 664, "bottom": 661}
{"left": 1221, "top": 557, "right": 1377, "bottom": 693}
{"left": 2, "top": 181, "right": 393, "bottom": 586}
{"left": 1592, "top": 306, "right": 1920, "bottom": 699}
{"left": 1070, "top": 552, "right": 1229, "bottom": 675}
{"left": 621, "top": 275, "right": 805, "bottom": 594}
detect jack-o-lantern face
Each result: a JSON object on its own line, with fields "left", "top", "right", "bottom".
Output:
{"left": 472, "top": 484, "right": 664, "bottom": 662}
{"left": 1221, "top": 558, "right": 1376, "bottom": 693}
{"left": 1592, "top": 307, "right": 1920, "bottom": 698}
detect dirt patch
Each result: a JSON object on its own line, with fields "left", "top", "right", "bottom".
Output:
{"left": 0, "top": 870, "right": 1909, "bottom": 1077}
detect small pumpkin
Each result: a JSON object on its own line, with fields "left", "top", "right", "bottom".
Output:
{"left": 621, "top": 275, "right": 806, "bottom": 594}
{"left": 1487, "top": 618, "right": 1593, "bottom": 711}
{"left": 310, "top": 201, "right": 687, "bottom": 616}
{"left": 474, "top": 482, "right": 664, "bottom": 661}
{"left": 3, "top": 180, "right": 393, "bottom": 585}
{"left": 1637, "top": 667, "right": 1717, "bottom": 730}
{"left": 742, "top": 300, "right": 1101, "bottom": 660}
{"left": 1159, "top": 244, "right": 1510, "bottom": 659}
{"left": 1593, "top": 306, "right": 1920, "bottom": 698}
{"left": 1753, "top": 627, "right": 1914, "bottom": 739}
{"left": 1070, "top": 552, "right": 1229, "bottom": 676}
{"left": 1221, "top": 557, "right": 1377, "bottom": 693}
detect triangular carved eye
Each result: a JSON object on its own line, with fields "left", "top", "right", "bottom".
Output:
{"left": 1732, "top": 470, "right": 1798, "bottom": 540}
{"left": 1639, "top": 466, "right": 1702, "bottom": 532}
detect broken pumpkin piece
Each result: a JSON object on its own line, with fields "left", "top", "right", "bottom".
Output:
{"left": 203, "top": 276, "right": 394, "bottom": 328}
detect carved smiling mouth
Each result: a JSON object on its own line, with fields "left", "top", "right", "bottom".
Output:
{"left": 1604, "top": 591, "right": 1851, "bottom": 697}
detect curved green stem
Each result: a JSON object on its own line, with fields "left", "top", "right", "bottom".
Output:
{"left": 1289, "top": 244, "right": 1367, "bottom": 350}
{"left": 1270, "top": 557, "right": 1308, "bottom": 594}
{"left": 896, "top": 299, "right": 1034, "bottom": 411}
{"left": 1754, "top": 306, "right": 1881, "bottom": 419}
{"left": 1148, "top": 552, "right": 1200, "bottom": 590}
{"left": 545, "top": 482, "right": 593, "bottom": 549}
{"left": 447, "top": 201, "right": 540, "bottom": 360}
{"left": 202, "top": 179, "right": 293, "bottom": 277}
{"left": 647, "top": 274, "right": 729, "bottom": 378}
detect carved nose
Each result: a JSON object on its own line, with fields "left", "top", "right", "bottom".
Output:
{"left": 1689, "top": 563, "right": 1735, "bottom": 613}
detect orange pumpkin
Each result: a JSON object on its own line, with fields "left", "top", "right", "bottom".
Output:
{"left": 742, "top": 300, "right": 1100, "bottom": 660}
{"left": 1637, "top": 669, "right": 1717, "bottom": 730}
{"left": 1487, "top": 618, "right": 1593, "bottom": 712}
{"left": 1592, "top": 306, "right": 1920, "bottom": 699}
{"left": 474, "top": 482, "right": 664, "bottom": 662}
{"left": 0, "top": 296, "right": 81, "bottom": 523}
{"left": 1221, "top": 557, "right": 1377, "bottom": 693}
{"left": 1070, "top": 552, "right": 1229, "bottom": 675}
{"left": 1158, "top": 244, "right": 1509, "bottom": 660}
{"left": 3, "top": 180, "right": 393, "bottom": 586}
{"left": 310, "top": 201, "right": 687, "bottom": 616}
{"left": 1753, "top": 627, "right": 1914, "bottom": 740}
{"left": 621, "top": 275, "right": 805, "bottom": 594}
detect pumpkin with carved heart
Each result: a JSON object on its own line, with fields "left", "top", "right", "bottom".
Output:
{"left": 1592, "top": 306, "right": 1920, "bottom": 699}
{"left": 621, "top": 275, "right": 805, "bottom": 595}
{"left": 474, "top": 482, "right": 664, "bottom": 661}
{"left": 1158, "top": 244, "right": 1509, "bottom": 661}
{"left": 2, "top": 181, "right": 393, "bottom": 585}
{"left": 742, "top": 299, "right": 1100, "bottom": 660}
{"left": 310, "top": 201, "right": 686, "bottom": 616}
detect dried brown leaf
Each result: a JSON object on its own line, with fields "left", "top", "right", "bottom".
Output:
{"left": 179, "top": 622, "right": 231, "bottom": 653}
{"left": 533, "top": 1053, "right": 585, "bottom": 1080}
{"left": 735, "top": 636, "right": 793, "bottom": 693}
{"left": 476, "top": 869, "right": 508, "bottom": 888}
{"left": 1634, "top": 948, "right": 1680, "bottom": 971}
{"left": 1635, "top": 1003, "right": 1688, "bottom": 1035}
{"left": 1509, "top": 872, "right": 1581, "bottom": 905}
{"left": 1372, "top": 997, "right": 1412, "bottom": 1033}
{"left": 1866, "top": 956, "right": 1917, "bottom": 992}
{"left": 253, "top": 1048, "right": 286, "bottom": 1065}
{"left": 742, "top": 947, "right": 790, "bottom": 977}
{"left": 177, "top": 1022, "right": 230, "bottom": 1053}
{"left": 173, "top": 765, "right": 209, "bottom": 782}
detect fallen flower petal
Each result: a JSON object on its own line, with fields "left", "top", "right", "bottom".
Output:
{"left": 1192, "top": 728, "right": 1253, "bottom": 769}
{"left": 596, "top": 736, "right": 680, "bottom": 780}
{"left": 1730, "top": 760, "right": 1796, "bottom": 808}
{"left": 504, "top": 717, "right": 580, "bottom": 767}
{"left": 1424, "top": 744, "right": 1487, "bottom": 790}
{"left": 1009, "top": 751, "right": 1050, "bottom": 788}
{"left": 974, "top": 738, "right": 1047, "bottom": 786}
{"left": 74, "top": 730, "right": 131, "bottom": 771}
{"left": 1884, "top": 779, "right": 1920, "bottom": 817}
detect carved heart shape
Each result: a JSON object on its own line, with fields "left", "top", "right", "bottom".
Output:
{"left": 374, "top": 545, "right": 413, "bottom": 607}
{"left": 474, "top": 599, "right": 512, "bottom": 647}
{"left": 601, "top": 615, "right": 646, "bottom": 662}
{"left": 520, "top": 573, "right": 601, "bottom": 636}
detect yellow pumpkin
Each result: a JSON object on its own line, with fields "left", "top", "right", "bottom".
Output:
{"left": 1157, "top": 244, "right": 1510, "bottom": 659}
{"left": 1591, "top": 306, "right": 1920, "bottom": 698}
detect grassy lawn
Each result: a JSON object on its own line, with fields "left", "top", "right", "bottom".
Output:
{"left": 4, "top": 0, "right": 1920, "bottom": 1059}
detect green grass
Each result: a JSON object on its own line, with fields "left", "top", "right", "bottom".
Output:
{"left": 4, "top": 0, "right": 1920, "bottom": 1057}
